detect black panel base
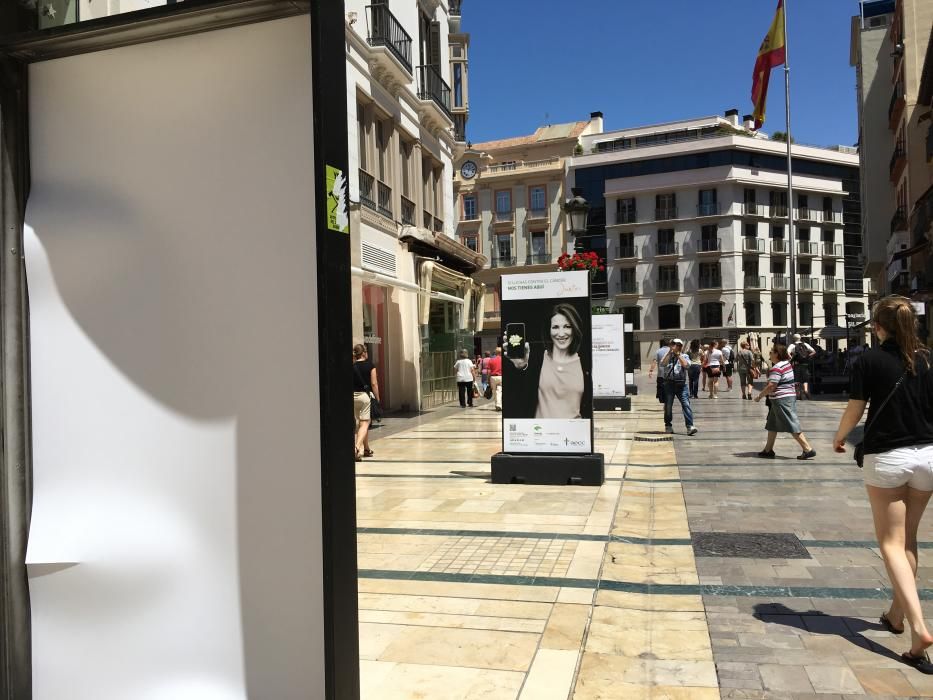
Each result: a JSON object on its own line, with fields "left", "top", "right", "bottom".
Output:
{"left": 491, "top": 452, "right": 605, "bottom": 486}
{"left": 594, "top": 396, "right": 632, "bottom": 411}
{"left": 626, "top": 383, "right": 638, "bottom": 395}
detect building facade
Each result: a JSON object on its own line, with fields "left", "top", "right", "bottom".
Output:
{"left": 568, "top": 111, "right": 868, "bottom": 359}
{"left": 852, "top": 0, "right": 933, "bottom": 341}
{"left": 346, "top": 0, "right": 486, "bottom": 410}
{"left": 452, "top": 115, "right": 604, "bottom": 351}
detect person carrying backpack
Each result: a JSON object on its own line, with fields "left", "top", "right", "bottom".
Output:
{"left": 788, "top": 333, "right": 815, "bottom": 399}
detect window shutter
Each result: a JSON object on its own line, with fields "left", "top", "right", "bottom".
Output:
{"left": 429, "top": 21, "right": 441, "bottom": 67}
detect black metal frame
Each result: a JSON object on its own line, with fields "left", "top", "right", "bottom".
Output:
{"left": 0, "top": 2, "right": 359, "bottom": 698}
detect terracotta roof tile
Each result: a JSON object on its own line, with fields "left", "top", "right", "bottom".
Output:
{"left": 472, "top": 120, "right": 589, "bottom": 152}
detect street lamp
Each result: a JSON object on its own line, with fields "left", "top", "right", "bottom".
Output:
{"left": 563, "top": 187, "right": 590, "bottom": 234}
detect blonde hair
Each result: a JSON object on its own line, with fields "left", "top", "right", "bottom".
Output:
{"left": 872, "top": 295, "right": 929, "bottom": 375}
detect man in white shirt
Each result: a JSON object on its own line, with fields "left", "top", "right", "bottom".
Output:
{"left": 720, "top": 338, "right": 735, "bottom": 392}
{"left": 787, "top": 333, "right": 816, "bottom": 399}
{"left": 659, "top": 339, "right": 697, "bottom": 435}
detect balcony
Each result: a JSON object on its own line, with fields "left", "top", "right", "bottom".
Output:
{"left": 481, "top": 157, "right": 561, "bottom": 179}
{"left": 366, "top": 4, "right": 413, "bottom": 77}
{"left": 744, "top": 275, "right": 767, "bottom": 290}
{"left": 401, "top": 196, "right": 415, "bottom": 226}
{"left": 526, "top": 208, "right": 548, "bottom": 222}
{"left": 821, "top": 210, "right": 841, "bottom": 226}
{"left": 890, "top": 139, "right": 906, "bottom": 182}
{"left": 657, "top": 278, "right": 680, "bottom": 293}
{"left": 494, "top": 210, "right": 514, "bottom": 225}
{"left": 360, "top": 169, "right": 381, "bottom": 215}
{"left": 891, "top": 206, "right": 908, "bottom": 232}
{"left": 490, "top": 257, "right": 517, "bottom": 268}
{"left": 655, "top": 241, "right": 680, "bottom": 257}
{"left": 460, "top": 208, "right": 479, "bottom": 223}
{"left": 655, "top": 206, "right": 678, "bottom": 221}
{"left": 742, "top": 202, "right": 764, "bottom": 216}
{"left": 615, "top": 209, "right": 637, "bottom": 225}
{"left": 797, "top": 206, "right": 812, "bottom": 221}
{"left": 416, "top": 64, "right": 452, "bottom": 125}
{"left": 772, "top": 275, "right": 790, "bottom": 291}
{"left": 796, "top": 241, "right": 819, "bottom": 256}
{"left": 798, "top": 276, "right": 819, "bottom": 292}
{"left": 822, "top": 242, "right": 842, "bottom": 257}
{"left": 823, "top": 277, "right": 845, "bottom": 293}
{"left": 615, "top": 245, "right": 638, "bottom": 261}
{"left": 697, "top": 202, "right": 721, "bottom": 217}
{"left": 742, "top": 237, "right": 765, "bottom": 253}
{"left": 696, "top": 238, "right": 721, "bottom": 255}
{"left": 376, "top": 180, "right": 393, "bottom": 219}
{"left": 770, "top": 205, "right": 788, "bottom": 218}
{"left": 526, "top": 254, "right": 552, "bottom": 265}
{"left": 771, "top": 239, "right": 788, "bottom": 255}
{"left": 616, "top": 280, "right": 639, "bottom": 296}
{"left": 698, "top": 275, "right": 722, "bottom": 290}
{"left": 888, "top": 80, "right": 905, "bottom": 130}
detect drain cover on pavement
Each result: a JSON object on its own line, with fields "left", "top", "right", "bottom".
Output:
{"left": 692, "top": 532, "right": 811, "bottom": 559}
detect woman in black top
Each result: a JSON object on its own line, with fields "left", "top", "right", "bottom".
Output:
{"left": 834, "top": 296, "right": 933, "bottom": 669}
{"left": 352, "top": 344, "right": 380, "bottom": 461}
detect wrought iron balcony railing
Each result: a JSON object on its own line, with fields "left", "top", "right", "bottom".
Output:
{"left": 401, "top": 196, "right": 415, "bottom": 226}
{"left": 366, "top": 4, "right": 413, "bottom": 74}
{"left": 697, "top": 238, "right": 721, "bottom": 253}
{"left": 655, "top": 206, "right": 678, "bottom": 221}
{"left": 526, "top": 254, "right": 551, "bottom": 265}
{"left": 698, "top": 275, "right": 722, "bottom": 290}
{"left": 616, "top": 209, "right": 637, "bottom": 224}
{"left": 359, "top": 169, "right": 377, "bottom": 212}
{"left": 697, "top": 202, "right": 720, "bottom": 216}
{"left": 491, "top": 256, "right": 517, "bottom": 268}
{"left": 417, "top": 64, "right": 452, "bottom": 118}
{"left": 656, "top": 241, "right": 679, "bottom": 256}
{"left": 657, "top": 278, "right": 680, "bottom": 292}
{"left": 376, "top": 180, "right": 392, "bottom": 219}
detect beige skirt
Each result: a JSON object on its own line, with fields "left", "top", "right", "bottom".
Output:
{"left": 353, "top": 391, "right": 372, "bottom": 421}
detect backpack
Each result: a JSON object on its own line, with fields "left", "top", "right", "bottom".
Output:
{"left": 794, "top": 343, "right": 812, "bottom": 363}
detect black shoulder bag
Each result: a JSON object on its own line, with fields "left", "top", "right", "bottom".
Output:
{"left": 353, "top": 362, "right": 382, "bottom": 421}
{"left": 850, "top": 372, "right": 907, "bottom": 467}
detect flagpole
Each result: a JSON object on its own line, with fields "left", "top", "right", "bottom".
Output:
{"left": 783, "top": 0, "right": 798, "bottom": 337}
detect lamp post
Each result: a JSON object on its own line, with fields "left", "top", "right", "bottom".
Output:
{"left": 563, "top": 187, "right": 590, "bottom": 240}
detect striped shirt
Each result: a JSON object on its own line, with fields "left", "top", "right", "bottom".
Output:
{"left": 767, "top": 360, "right": 796, "bottom": 399}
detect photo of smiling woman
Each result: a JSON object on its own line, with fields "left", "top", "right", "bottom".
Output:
{"left": 503, "top": 301, "right": 593, "bottom": 420}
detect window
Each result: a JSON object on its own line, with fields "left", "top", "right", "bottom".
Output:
{"left": 656, "top": 192, "right": 677, "bottom": 218}
{"left": 451, "top": 45, "right": 463, "bottom": 58}
{"left": 700, "top": 224, "right": 719, "bottom": 251}
{"left": 821, "top": 229, "right": 835, "bottom": 243}
{"left": 771, "top": 224, "right": 785, "bottom": 239}
{"left": 461, "top": 234, "right": 478, "bottom": 252}
{"left": 743, "top": 258, "right": 759, "bottom": 274}
{"left": 771, "top": 258, "right": 786, "bottom": 273}
{"left": 744, "top": 302, "right": 761, "bottom": 326}
{"left": 496, "top": 233, "right": 512, "bottom": 261}
{"left": 769, "top": 191, "right": 788, "bottom": 211}
{"left": 824, "top": 302, "right": 838, "bottom": 325}
{"left": 798, "top": 226, "right": 810, "bottom": 241}
{"left": 529, "top": 185, "right": 546, "bottom": 212}
{"left": 495, "top": 190, "right": 511, "bottom": 213}
{"left": 743, "top": 188, "right": 756, "bottom": 204}
{"left": 453, "top": 63, "right": 463, "bottom": 108}
{"left": 698, "top": 188, "right": 717, "bottom": 215}
{"left": 618, "top": 232, "right": 634, "bottom": 258}
{"left": 658, "top": 304, "right": 680, "bottom": 330}
{"left": 798, "top": 260, "right": 811, "bottom": 275}
{"left": 462, "top": 194, "right": 477, "bottom": 220}
{"left": 658, "top": 265, "right": 678, "bottom": 291}
{"left": 357, "top": 103, "right": 369, "bottom": 172}
{"left": 823, "top": 196, "right": 833, "bottom": 218}
{"left": 399, "top": 139, "right": 413, "bottom": 198}
{"left": 375, "top": 118, "right": 391, "bottom": 182}
{"left": 772, "top": 302, "right": 787, "bottom": 326}
{"left": 619, "top": 267, "right": 636, "bottom": 293}
{"left": 799, "top": 301, "right": 814, "bottom": 327}
{"left": 698, "top": 262, "right": 721, "bottom": 288}
{"left": 699, "top": 302, "right": 723, "bottom": 328}
{"left": 797, "top": 193, "right": 808, "bottom": 211}
{"left": 622, "top": 306, "right": 641, "bottom": 330}
{"left": 822, "top": 262, "right": 835, "bottom": 277}
{"left": 617, "top": 197, "right": 636, "bottom": 223}
{"left": 744, "top": 223, "right": 757, "bottom": 237}
{"left": 658, "top": 228, "right": 675, "bottom": 255}
{"left": 530, "top": 231, "right": 547, "bottom": 260}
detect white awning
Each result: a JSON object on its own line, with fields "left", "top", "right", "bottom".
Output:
{"left": 351, "top": 266, "right": 463, "bottom": 304}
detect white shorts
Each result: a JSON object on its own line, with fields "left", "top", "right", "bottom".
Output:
{"left": 863, "top": 444, "right": 933, "bottom": 490}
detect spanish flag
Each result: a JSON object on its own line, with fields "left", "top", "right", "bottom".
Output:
{"left": 751, "top": 0, "right": 786, "bottom": 130}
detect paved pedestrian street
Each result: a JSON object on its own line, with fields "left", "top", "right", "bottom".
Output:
{"left": 356, "top": 379, "right": 933, "bottom": 699}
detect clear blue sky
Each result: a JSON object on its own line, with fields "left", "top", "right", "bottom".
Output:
{"left": 463, "top": 0, "right": 860, "bottom": 148}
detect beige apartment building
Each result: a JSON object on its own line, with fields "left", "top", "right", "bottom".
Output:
{"left": 346, "top": 0, "right": 489, "bottom": 411}
{"left": 852, "top": 0, "right": 932, "bottom": 340}
{"left": 452, "top": 114, "right": 604, "bottom": 350}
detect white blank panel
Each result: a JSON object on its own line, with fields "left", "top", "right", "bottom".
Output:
{"left": 25, "top": 16, "right": 325, "bottom": 700}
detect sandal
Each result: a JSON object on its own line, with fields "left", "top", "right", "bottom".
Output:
{"left": 354, "top": 449, "right": 362, "bottom": 462}
{"left": 901, "top": 650, "right": 933, "bottom": 673}
{"left": 363, "top": 449, "right": 374, "bottom": 457}
{"left": 880, "top": 612, "right": 905, "bottom": 635}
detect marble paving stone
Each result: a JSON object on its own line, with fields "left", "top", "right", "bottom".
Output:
{"left": 377, "top": 625, "right": 540, "bottom": 672}
{"left": 360, "top": 660, "right": 525, "bottom": 700}
{"left": 540, "top": 602, "right": 591, "bottom": 651}
{"left": 757, "top": 663, "right": 815, "bottom": 692}
{"left": 518, "top": 648, "right": 579, "bottom": 700}
{"left": 804, "top": 665, "right": 864, "bottom": 694}
{"left": 572, "top": 652, "right": 719, "bottom": 689}
{"left": 358, "top": 609, "right": 547, "bottom": 634}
